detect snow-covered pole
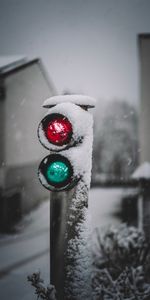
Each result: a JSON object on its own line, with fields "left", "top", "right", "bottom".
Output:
{"left": 64, "top": 112, "right": 94, "bottom": 300}
{"left": 37, "top": 95, "right": 96, "bottom": 299}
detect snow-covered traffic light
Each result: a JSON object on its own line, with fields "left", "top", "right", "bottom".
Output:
{"left": 37, "top": 95, "right": 96, "bottom": 192}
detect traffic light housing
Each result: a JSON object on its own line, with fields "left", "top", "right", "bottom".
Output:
{"left": 37, "top": 96, "right": 95, "bottom": 191}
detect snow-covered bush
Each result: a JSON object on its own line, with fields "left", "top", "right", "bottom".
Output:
{"left": 27, "top": 272, "right": 56, "bottom": 300}
{"left": 92, "top": 224, "right": 150, "bottom": 300}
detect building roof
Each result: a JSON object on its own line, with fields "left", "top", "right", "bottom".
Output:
{"left": 0, "top": 56, "right": 57, "bottom": 96}
{"left": 132, "top": 162, "right": 150, "bottom": 179}
{"left": 0, "top": 56, "right": 27, "bottom": 73}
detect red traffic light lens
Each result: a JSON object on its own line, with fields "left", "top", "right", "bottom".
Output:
{"left": 42, "top": 114, "right": 72, "bottom": 146}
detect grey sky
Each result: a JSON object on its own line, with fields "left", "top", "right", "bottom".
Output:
{"left": 0, "top": 0, "right": 150, "bottom": 106}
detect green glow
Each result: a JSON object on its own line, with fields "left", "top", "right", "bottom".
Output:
{"left": 46, "top": 161, "right": 69, "bottom": 183}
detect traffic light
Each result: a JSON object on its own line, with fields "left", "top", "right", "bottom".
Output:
{"left": 37, "top": 96, "right": 95, "bottom": 192}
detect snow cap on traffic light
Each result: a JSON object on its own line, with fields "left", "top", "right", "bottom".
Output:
{"left": 43, "top": 94, "right": 96, "bottom": 109}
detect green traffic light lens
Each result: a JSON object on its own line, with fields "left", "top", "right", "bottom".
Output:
{"left": 46, "top": 161, "right": 69, "bottom": 183}
{"left": 38, "top": 154, "right": 74, "bottom": 191}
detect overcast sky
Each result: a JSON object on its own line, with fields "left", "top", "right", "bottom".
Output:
{"left": 0, "top": 0, "right": 150, "bottom": 106}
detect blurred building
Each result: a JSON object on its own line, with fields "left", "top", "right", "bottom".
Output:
{"left": 139, "top": 35, "right": 150, "bottom": 164}
{"left": 138, "top": 35, "right": 150, "bottom": 238}
{"left": 0, "top": 56, "right": 56, "bottom": 231}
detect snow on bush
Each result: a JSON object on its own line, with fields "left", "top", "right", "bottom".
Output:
{"left": 92, "top": 224, "right": 150, "bottom": 300}
{"left": 28, "top": 272, "right": 56, "bottom": 300}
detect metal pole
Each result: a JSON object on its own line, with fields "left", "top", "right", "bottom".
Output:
{"left": 50, "top": 191, "right": 72, "bottom": 299}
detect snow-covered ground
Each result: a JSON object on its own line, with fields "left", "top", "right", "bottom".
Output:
{"left": 0, "top": 200, "right": 50, "bottom": 300}
{"left": 0, "top": 188, "right": 123, "bottom": 300}
{"left": 89, "top": 188, "right": 123, "bottom": 229}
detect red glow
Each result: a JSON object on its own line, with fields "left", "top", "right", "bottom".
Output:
{"left": 44, "top": 115, "right": 72, "bottom": 146}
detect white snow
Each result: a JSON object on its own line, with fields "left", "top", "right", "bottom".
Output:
{"left": 65, "top": 181, "right": 92, "bottom": 299}
{"left": 132, "top": 162, "right": 150, "bottom": 179}
{"left": 89, "top": 188, "right": 123, "bottom": 229}
{"left": 43, "top": 94, "right": 96, "bottom": 108}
